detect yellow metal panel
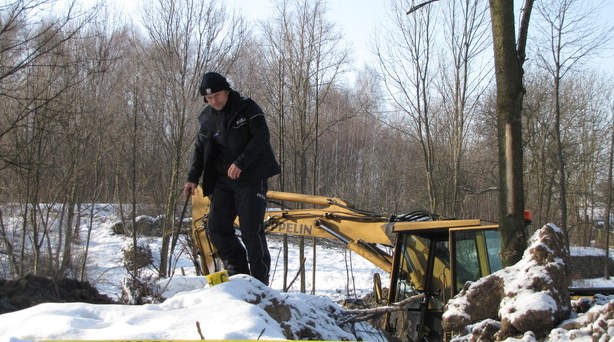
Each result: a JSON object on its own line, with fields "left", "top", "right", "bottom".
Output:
{"left": 450, "top": 224, "right": 499, "bottom": 232}
{"left": 392, "top": 219, "right": 482, "bottom": 233}
{"left": 267, "top": 190, "right": 348, "bottom": 206}
{"left": 347, "top": 241, "right": 392, "bottom": 271}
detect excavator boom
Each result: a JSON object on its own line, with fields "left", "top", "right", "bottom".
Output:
{"left": 191, "top": 187, "right": 397, "bottom": 274}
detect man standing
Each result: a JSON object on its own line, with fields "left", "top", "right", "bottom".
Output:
{"left": 184, "top": 72, "right": 280, "bottom": 286}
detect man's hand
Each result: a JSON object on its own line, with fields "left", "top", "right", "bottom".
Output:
{"left": 227, "top": 163, "right": 242, "bottom": 180}
{"left": 184, "top": 182, "right": 198, "bottom": 197}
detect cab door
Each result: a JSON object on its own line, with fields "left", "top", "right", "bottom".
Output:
{"left": 449, "top": 227, "right": 503, "bottom": 296}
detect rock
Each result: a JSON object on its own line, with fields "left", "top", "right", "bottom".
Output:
{"left": 111, "top": 215, "right": 189, "bottom": 237}
{"left": 568, "top": 255, "right": 614, "bottom": 279}
{"left": 0, "top": 298, "right": 16, "bottom": 313}
{"left": 442, "top": 275, "right": 505, "bottom": 331}
{"left": 442, "top": 223, "right": 571, "bottom": 340}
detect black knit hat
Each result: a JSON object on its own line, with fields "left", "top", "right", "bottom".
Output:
{"left": 199, "top": 72, "right": 230, "bottom": 97}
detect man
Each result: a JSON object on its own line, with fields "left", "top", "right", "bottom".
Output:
{"left": 184, "top": 72, "right": 280, "bottom": 286}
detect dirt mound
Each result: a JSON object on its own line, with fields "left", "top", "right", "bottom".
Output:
{"left": 443, "top": 223, "right": 572, "bottom": 340}
{"left": 0, "top": 274, "right": 116, "bottom": 314}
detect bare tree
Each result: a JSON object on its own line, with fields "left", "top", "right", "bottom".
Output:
{"left": 317, "top": 68, "right": 423, "bottom": 213}
{"left": 138, "top": 0, "right": 249, "bottom": 277}
{"left": 437, "top": 0, "right": 492, "bottom": 217}
{"left": 533, "top": 0, "right": 614, "bottom": 248}
{"left": 605, "top": 93, "right": 614, "bottom": 279}
{"left": 259, "top": 0, "right": 350, "bottom": 292}
{"left": 376, "top": 0, "right": 438, "bottom": 213}
{"left": 256, "top": 19, "right": 292, "bottom": 289}
{"left": 520, "top": 70, "right": 556, "bottom": 231}
{"left": 0, "top": 0, "right": 113, "bottom": 278}
{"left": 488, "top": 0, "right": 533, "bottom": 266}
{"left": 564, "top": 78, "right": 611, "bottom": 246}
{"left": 0, "top": 0, "right": 99, "bottom": 173}
{"left": 521, "top": 71, "right": 611, "bottom": 242}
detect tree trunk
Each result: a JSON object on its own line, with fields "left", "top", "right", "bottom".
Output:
{"left": 605, "top": 121, "right": 613, "bottom": 279}
{"left": 489, "top": 0, "right": 532, "bottom": 266}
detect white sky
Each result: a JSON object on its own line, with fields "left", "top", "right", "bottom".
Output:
{"left": 106, "top": 0, "right": 614, "bottom": 76}
{"left": 224, "top": 0, "right": 387, "bottom": 68}
{"left": 222, "top": 0, "right": 614, "bottom": 76}
{"left": 106, "top": 0, "right": 386, "bottom": 68}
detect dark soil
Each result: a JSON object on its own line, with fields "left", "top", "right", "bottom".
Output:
{"left": 0, "top": 274, "right": 116, "bottom": 315}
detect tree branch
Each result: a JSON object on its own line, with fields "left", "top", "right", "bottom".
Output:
{"left": 517, "top": 0, "right": 535, "bottom": 64}
{"left": 337, "top": 293, "right": 426, "bottom": 325}
{"left": 406, "top": 0, "right": 440, "bottom": 15}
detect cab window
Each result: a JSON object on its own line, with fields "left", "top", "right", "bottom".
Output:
{"left": 454, "top": 231, "right": 481, "bottom": 286}
{"left": 452, "top": 229, "right": 503, "bottom": 292}
{"left": 485, "top": 230, "right": 503, "bottom": 272}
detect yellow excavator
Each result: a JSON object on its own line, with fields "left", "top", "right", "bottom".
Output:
{"left": 189, "top": 186, "right": 504, "bottom": 341}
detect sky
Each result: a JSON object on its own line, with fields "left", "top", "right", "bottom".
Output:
{"left": 222, "top": 0, "right": 614, "bottom": 76}
{"left": 105, "top": 0, "right": 614, "bottom": 78}
{"left": 1, "top": 205, "right": 614, "bottom": 340}
{"left": 108, "top": 0, "right": 387, "bottom": 69}
{"left": 224, "top": 0, "right": 387, "bottom": 68}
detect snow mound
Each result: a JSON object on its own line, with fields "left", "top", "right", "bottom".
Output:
{"left": 0, "top": 274, "right": 381, "bottom": 341}
{"left": 443, "top": 223, "right": 571, "bottom": 340}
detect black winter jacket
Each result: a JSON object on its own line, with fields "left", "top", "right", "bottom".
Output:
{"left": 187, "top": 90, "right": 280, "bottom": 196}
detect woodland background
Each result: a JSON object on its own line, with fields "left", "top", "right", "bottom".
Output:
{"left": 1, "top": 0, "right": 613, "bottom": 284}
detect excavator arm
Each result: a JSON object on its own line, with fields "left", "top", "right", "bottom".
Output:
{"left": 190, "top": 187, "right": 397, "bottom": 275}
{"left": 263, "top": 190, "right": 396, "bottom": 271}
{"left": 190, "top": 186, "right": 221, "bottom": 275}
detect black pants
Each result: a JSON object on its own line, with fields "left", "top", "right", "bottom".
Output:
{"left": 207, "top": 178, "right": 271, "bottom": 285}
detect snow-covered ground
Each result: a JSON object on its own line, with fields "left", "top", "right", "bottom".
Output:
{"left": 80, "top": 204, "right": 387, "bottom": 302}
{"left": 0, "top": 274, "right": 388, "bottom": 341}
{"left": 1, "top": 204, "right": 614, "bottom": 341}
{"left": 0, "top": 204, "right": 389, "bottom": 341}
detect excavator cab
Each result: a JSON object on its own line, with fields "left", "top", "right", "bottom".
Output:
{"left": 384, "top": 221, "right": 502, "bottom": 341}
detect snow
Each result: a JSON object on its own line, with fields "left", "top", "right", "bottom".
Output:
{"left": 0, "top": 276, "right": 352, "bottom": 340}
{"left": 497, "top": 228, "right": 565, "bottom": 323}
{"left": 77, "top": 204, "right": 384, "bottom": 302}
{"left": 1, "top": 204, "right": 614, "bottom": 341}
{"left": 0, "top": 204, "right": 387, "bottom": 341}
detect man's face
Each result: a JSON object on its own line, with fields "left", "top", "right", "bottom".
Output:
{"left": 205, "top": 90, "right": 229, "bottom": 111}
